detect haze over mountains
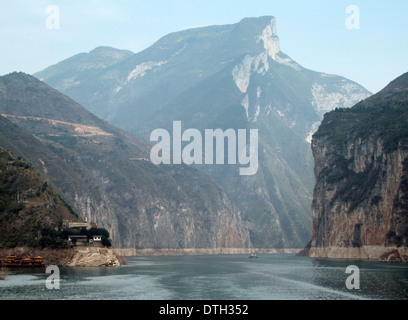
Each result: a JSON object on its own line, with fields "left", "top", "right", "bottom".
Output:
{"left": 0, "top": 73, "right": 250, "bottom": 249}
{"left": 33, "top": 16, "right": 371, "bottom": 249}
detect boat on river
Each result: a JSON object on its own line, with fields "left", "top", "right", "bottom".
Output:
{"left": 0, "top": 255, "right": 45, "bottom": 268}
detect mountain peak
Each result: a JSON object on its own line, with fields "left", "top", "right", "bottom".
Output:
{"left": 234, "top": 16, "right": 281, "bottom": 60}
{"left": 256, "top": 16, "right": 280, "bottom": 59}
{"left": 383, "top": 71, "right": 408, "bottom": 93}
{"left": 89, "top": 46, "right": 134, "bottom": 57}
{"left": 238, "top": 15, "right": 276, "bottom": 28}
{"left": 351, "top": 71, "right": 408, "bottom": 111}
{"left": 32, "top": 17, "right": 372, "bottom": 248}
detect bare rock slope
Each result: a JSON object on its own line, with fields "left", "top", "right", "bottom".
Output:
{"left": 309, "top": 72, "right": 408, "bottom": 260}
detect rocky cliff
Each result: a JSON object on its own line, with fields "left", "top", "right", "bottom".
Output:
{"left": 68, "top": 247, "right": 122, "bottom": 267}
{"left": 0, "top": 148, "right": 79, "bottom": 248}
{"left": 35, "top": 16, "right": 371, "bottom": 248}
{"left": 0, "top": 72, "right": 250, "bottom": 250}
{"left": 309, "top": 72, "right": 408, "bottom": 261}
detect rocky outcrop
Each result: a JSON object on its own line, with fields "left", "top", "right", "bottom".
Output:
{"left": 309, "top": 246, "right": 408, "bottom": 261}
{"left": 380, "top": 249, "right": 401, "bottom": 262}
{"left": 68, "top": 247, "right": 122, "bottom": 267}
{"left": 309, "top": 72, "right": 408, "bottom": 261}
{"left": 311, "top": 137, "right": 408, "bottom": 249}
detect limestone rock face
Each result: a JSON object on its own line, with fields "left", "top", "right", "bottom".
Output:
{"left": 0, "top": 73, "right": 250, "bottom": 251}
{"left": 309, "top": 72, "right": 408, "bottom": 260}
{"left": 311, "top": 136, "right": 408, "bottom": 248}
{"left": 380, "top": 249, "right": 402, "bottom": 263}
{"left": 34, "top": 16, "right": 371, "bottom": 249}
{"left": 68, "top": 247, "right": 121, "bottom": 267}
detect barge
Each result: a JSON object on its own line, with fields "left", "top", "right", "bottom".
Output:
{"left": 0, "top": 255, "right": 45, "bottom": 268}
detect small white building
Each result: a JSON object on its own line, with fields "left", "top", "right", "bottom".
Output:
{"left": 92, "top": 235, "right": 102, "bottom": 242}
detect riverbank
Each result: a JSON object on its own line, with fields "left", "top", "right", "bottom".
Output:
{"left": 113, "top": 248, "right": 301, "bottom": 257}
{"left": 308, "top": 245, "right": 408, "bottom": 262}
{"left": 0, "top": 247, "right": 125, "bottom": 267}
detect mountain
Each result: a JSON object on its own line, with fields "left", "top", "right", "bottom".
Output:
{"left": 0, "top": 147, "right": 78, "bottom": 248}
{"left": 0, "top": 72, "right": 250, "bottom": 250}
{"left": 36, "top": 46, "right": 134, "bottom": 92}
{"left": 309, "top": 72, "right": 408, "bottom": 261}
{"left": 35, "top": 16, "right": 371, "bottom": 248}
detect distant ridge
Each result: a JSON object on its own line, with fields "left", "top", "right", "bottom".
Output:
{"left": 0, "top": 72, "right": 250, "bottom": 250}
{"left": 309, "top": 72, "right": 408, "bottom": 261}
{"left": 35, "top": 16, "right": 371, "bottom": 248}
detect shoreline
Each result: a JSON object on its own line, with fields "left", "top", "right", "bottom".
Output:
{"left": 308, "top": 245, "right": 408, "bottom": 262}
{"left": 2, "top": 246, "right": 408, "bottom": 265}
{"left": 0, "top": 247, "right": 123, "bottom": 267}
{"left": 113, "top": 248, "right": 302, "bottom": 257}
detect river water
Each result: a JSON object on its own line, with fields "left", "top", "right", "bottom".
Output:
{"left": 1, "top": 254, "right": 408, "bottom": 300}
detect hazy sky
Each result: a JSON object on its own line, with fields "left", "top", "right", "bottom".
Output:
{"left": 0, "top": 0, "right": 407, "bottom": 93}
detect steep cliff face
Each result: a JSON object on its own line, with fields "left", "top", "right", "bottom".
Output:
{"left": 0, "top": 148, "right": 79, "bottom": 248}
{"left": 310, "top": 72, "right": 408, "bottom": 259}
{"left": 35, "top": 16, "right": 371, "bottom": 248}
{"left": 0, "top": 73, "right": 250, "bottom": 250}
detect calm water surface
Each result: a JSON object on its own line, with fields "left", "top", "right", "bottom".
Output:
{"left": 1, "top": 254, "right": 408, "bottom": 300}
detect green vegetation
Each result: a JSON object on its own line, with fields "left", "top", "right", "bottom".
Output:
{"left": 33, "top": 17, "right": 371, "bottom": 249}
{"left": 68, "top": 227, "right": 112, "bottom": 247}
{"left": 38, "top": 226, "right": 112, "bottom": 248}
{"left": 316, "top": 76, "right": 408, "bottom": 156}
{"left": 315, "top": 73, "right": 408, "bottom": 211}
{"left": 0, "top": 148, "right": 79, "bottom": 249}
{"left": 42, "top": 135, "right": 80, "bottom": 148}
{"left": 0, "top": 73, "right": 254, "bottom": 249}
{"left": 38, "top": 228, "right": 70, "bottom": 249}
